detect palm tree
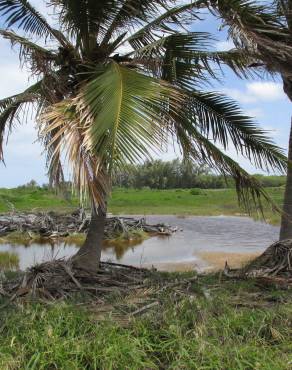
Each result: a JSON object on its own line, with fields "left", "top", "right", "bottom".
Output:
{"left": 209, "top": 0, "right": 292, "bottom": 240}
{"left": 0, "top": 0, "right": 286, "bottom": 272}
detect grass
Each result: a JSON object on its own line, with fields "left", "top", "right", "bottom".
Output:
{"left": 0, "top": 273, "right": 291, "bottom": 369}
{"left": 0, "top": 252, "right": 19, "bottom": 270}
{"left": 0, "top": 186, "right": 285, "bottom": 224}
{"left": 0, "top": 187, "right": 76, "bottom": 213}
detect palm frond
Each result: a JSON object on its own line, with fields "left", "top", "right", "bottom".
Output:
{"left": 77, "top": 62, "right": 182, "bottom": 172}
{"left": 127, "top": 32, "right": 213, "bottom": 59}
{"left": 0, "top": 29, "right": 56, "bottom": 74}
{"left": 39, "top": 61, "right": 184, "bottom": 208}
{"left": 0, "top": 0, "right": 68, "bottom": 45}
{"left": 128, "top": 32, "right": 257, "bottom": 86}
{"left": 40, "top": 101, "right": 111, "bottom": 211}
{"left": 0, "top": 81, "right": 44, "bottom": 160}
{"left": 210, "top": 0, "right": 290, "bottom": 53}
{"left": 211, "top": 0, "right": 292, "bottom": 78}
{"left": 161, "top": 44, "right": 258, "bottom": 88}
{"left": 125, "top": 1, "right": 204, "bottom": 50}
{"left": 185, "top": 91, "right": 287, "bottom": 172}
{"left": 174, "top": 116, "right": 281, "bottom": 214}
{"left": 51, "top": 0, "right": 120, "bottom": 52}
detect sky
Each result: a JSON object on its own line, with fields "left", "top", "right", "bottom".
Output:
{"left": 0, "top": 1, "right": 291, "bottom": 188}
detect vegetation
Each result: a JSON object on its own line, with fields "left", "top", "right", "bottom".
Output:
{"left": 0, "top": 272, "right": 291, "bottom": 370}
{"left": 0, "top": 186, "right": 284, "bottom": 225}
{"left": 0, "top": 0, "right": 287, "bottom": 272}
{"left": 113, "top": 159, "right": 287, "bottom": 190}
{"left": 0, "top": 252, "right": 19, "bottom": 270}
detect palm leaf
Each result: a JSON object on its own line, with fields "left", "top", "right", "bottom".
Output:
{"left": 125, "top": 1, "right": 205, "bottom": 50}
{"left": 0, "top": 81, "right": 44, "bottom": 160}
{"left": 0, "top": 0, "right": 68, "bottom": 45}
{"left": 186, "top": 91, "right": 287, "bottom": 172}
{"left": 174, "top": 114, "right": 281, "bottom": 214}
{"left": 40, "top": 101, "right": 110, "bottom": 210}
{"left": 0, "top": 29, "right": 56, "bottom": 73}
{"left": 77, "top": 62, "right": 182, "bottom": 172}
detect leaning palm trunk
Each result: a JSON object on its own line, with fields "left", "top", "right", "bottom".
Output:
{"left": 280, "top": 117, "right": 292, "bottom": 240}
{"left": 73, "top": 206, "right": 106, "bottom": 272}
{"left": 280, "top": 78, "right": 292, "bottom": 240}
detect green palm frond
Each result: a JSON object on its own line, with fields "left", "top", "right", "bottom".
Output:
{"left": 0, "top": 0, "right": 68, "bottom": 45}
{"left": 161, "top": 40, "right": 257, "bottom": 86}
{"left": 128, "top": 32, "right": 213, "bottom": 59}
{"left": 51, "top": 0, "right": 121, "bottom": 51}
{"left": 174, "top": 115, "right": 281, "bottom": 214}
{"left": 77, "top": 62, "right": 182, "bottom": 172}
{"left": 124, "top": 1, "right": 203, "bottom": 50}
{"left": 129, "top": 32, "right": 257, "bottom": 87}
{"left": 209, "top": 0, "right": 289, "bottom": 50}
{"left": 186, "top": 91, "right": 287, "bottom": 172}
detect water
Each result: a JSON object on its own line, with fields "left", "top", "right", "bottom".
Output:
{"left": 0, "top": 216, "right": 279, "bottom": 271}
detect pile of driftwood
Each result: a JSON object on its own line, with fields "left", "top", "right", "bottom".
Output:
{"left": 0, "top": 210, "right": 177, "bottom": 240}
{"left": 0, "top": 260, "right": 151, "bottom": 304}
{"left": 223, "top": 239, "right": 292, "bottom": 289}
{"left": 243, "top": 239, "right": 292, "bottom": 278}
{"left": 0, "top": 259, "right": 197, "bottom": 308}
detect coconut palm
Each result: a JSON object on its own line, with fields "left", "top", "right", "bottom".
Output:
{"left": 0, "top": 0, "right": 286, "bottom": 272}
{"left": 208, "top": 0, "right": 292, "bottom": 240}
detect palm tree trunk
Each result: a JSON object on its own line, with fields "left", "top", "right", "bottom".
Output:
{"left": 280, "top": 117, "right": 292, "bottom": 240}
{"left": 72, "top": 205, "right": 107, "bottom": 272}
{"left": 280, "top": 77, "right": 292, "bottom": 240}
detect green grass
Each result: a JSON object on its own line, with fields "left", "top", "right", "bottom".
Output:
{"left": 0, "top": 273, "right": 291, "bottom": 369}
{"left": 0, "top": 186, "right": 285, "bottom": 224}
{"left": 0, "top": 252, "right": 19, "bottom": 270}
{"left": 109, "top": 187, "right": 284, "bottom": 225}
{"left": 0, "top": 187, "right": 76, "bottom": 213}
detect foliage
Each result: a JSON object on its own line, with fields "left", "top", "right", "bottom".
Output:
{"left": 0, "top": 0, "right": 287, "bottom": 214}
{"left": 112, "top": 159, "right": 287, "bottom": 189}
{"left": 0, "top": 274, "right": 291, "bottom": 369}
{"left": 0, "top": 252, "right": 19, "bottom": 270}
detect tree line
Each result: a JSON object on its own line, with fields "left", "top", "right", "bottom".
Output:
{"left": 112, "top": 160, "right": 286, "bottom": 190}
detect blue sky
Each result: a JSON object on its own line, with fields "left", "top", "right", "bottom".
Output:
{"left": 0, "top": 2, "right": 291, "bottom": 188}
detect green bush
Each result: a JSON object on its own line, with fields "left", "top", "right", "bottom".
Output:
{"left": 190, "top": 188, "right": 202, "bottom": 195}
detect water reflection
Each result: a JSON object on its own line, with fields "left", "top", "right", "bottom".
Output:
{"left": 0, "top": 216, "right": 280, "bottom": 271}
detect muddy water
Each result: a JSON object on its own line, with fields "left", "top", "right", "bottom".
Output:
{"left": 0, "top": 216, "right": 279, "bottom": 272}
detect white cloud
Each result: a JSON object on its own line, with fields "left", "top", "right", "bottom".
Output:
{"left": 245, "top": 108, "right": 264, "bottom": 119}
{"left": 223, "top": 82, "right": 285, "bottom": 104}
{"left": 215, "top": 40, "right": 235, "bottom": 51}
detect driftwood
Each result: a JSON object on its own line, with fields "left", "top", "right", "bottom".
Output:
{"left": 0, "top": 209, "right": 177, "bottom": 240}
{"left": 222, "top": 240, "right": 292, "bottom": 289}
{"left": 243, "top": 239, "right": 292, "bottom": 278}
{"left": 0, "top": 259, "right": 151, "bottom": 304}
{"left": 0, "top": 258, "right": 197, "bottom": 307}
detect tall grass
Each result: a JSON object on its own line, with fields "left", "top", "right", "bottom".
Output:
{"left": 0, "top": 252, "right": 19, "bottom": 270}
{"left": 0, "top": 274, "right": 291, "bottom": 369}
